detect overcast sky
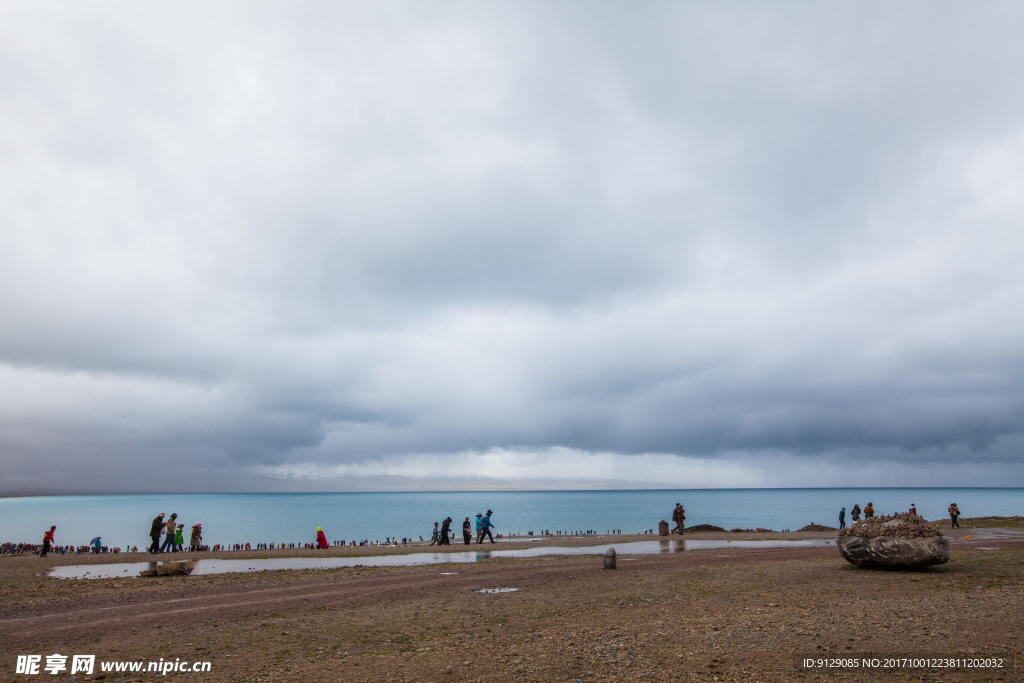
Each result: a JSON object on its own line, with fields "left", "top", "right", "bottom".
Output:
{"left": 2, "top": 2, "right": 1023, "bottom": 495}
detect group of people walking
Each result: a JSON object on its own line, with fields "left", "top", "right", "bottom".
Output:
{"left": 431, "top": 510, "right": 496, "bottom": 545}
{"left": 839, "top": 502, "right": 962, "bottom": 529}
{"left": 838, "top": 502, "right": 875, "bottom": 529}
{"left": 148, "top": 512, "right": 202, "bottom": 553}
{"left": 30, "top": 499, "right": 972, "bottom": 559}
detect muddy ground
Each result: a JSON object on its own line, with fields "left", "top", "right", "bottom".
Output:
{"left": 2, "top": 523, "right": 1021, "bottom": 682}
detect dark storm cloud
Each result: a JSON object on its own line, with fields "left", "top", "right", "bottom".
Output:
{"left": 1, "top": 2, "right": 1023, "bottom": 493}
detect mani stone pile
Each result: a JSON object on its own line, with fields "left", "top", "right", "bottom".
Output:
{"left": 837, "top": 513, "right": 949, "bottom": 569}
{"left": 839, "top": 512, "right": 943, "bottom": 538}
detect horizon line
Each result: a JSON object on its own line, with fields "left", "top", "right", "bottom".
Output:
{"left": 3, "top": 485, "right": 1022, "bottom": 499}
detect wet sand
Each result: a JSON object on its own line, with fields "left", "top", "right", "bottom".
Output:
{"left": 48, "top": 538, "right": 838, "bottom": 579}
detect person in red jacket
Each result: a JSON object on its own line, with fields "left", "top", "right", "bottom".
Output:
{"left": 316, "top": 527, "right": 328, "bottom": 549}
{"left": 41, "top": 526, "right": 56, "bottom": 558}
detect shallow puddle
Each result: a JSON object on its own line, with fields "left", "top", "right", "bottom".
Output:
{"left": 50, "top": 538, "right": 836, "bottom": 579}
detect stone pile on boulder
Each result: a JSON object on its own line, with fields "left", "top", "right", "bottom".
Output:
{"left": 839, "top": 513, "right": 942, "bottom": 538}
{"left": 837, "top": 513, "right": 948, "bottom": 569}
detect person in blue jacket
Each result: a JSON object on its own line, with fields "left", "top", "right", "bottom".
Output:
{"left": 479, "top": 510, "right": 496, "bottom": 543}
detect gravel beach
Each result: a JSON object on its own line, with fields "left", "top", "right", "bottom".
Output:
{"left": 2, "top": 521, "right": 1021, "bottom": 682}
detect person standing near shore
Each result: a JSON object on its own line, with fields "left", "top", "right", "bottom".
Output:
{"left": 671, "top": 503, "right": 686, "bottom": 534}
{"left": 909, "top": 503, "right": 917, "bottom": 515}
{"left": 439, "top": 517, "right": 452, "bottom": 545}
{"left": 863, "top": 503, "right": 874, "bottom": 519}
{"left": 462, "top": 517, "right": 472, "bottom": 545}
{"left": 949, "top": 502, "right": 960, "bottom": 528}
{"left": 149, "top": 513, "right": 165, "bottom": 553}
{"left": 839, "top": 507, "right": 846, "bottom": 530}
{"left": 190, "top": 523, "right": 202, "bottom": 551}
{"left": 851, "top": 504, "right": 861, "bottom": 522}
{"left": 475, "top": 513, "right": 483, "bottom": 543}
{"left": 479, "top": 510, "right": 495, "bottom": 543}
{"left": 41, "top": 526, "right": 56, "bottom": 558}
{"left": 174, "top": 524, "right": 184, "bottom": 552}
{"left": 429, "top": 523, "right": 440, "bottom": 545}
{"left": 160, "top": 513, "right": 178, "bottom": 553}
{"left": 316, "top": 527, "right": 328, "bottom": 549}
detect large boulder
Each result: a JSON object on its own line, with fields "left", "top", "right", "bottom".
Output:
{"left": 837, "top": 535, "right": 949, "bottom": 569}
{"left": 838, "top": 513, "right": 947, "bottom": 569}
{"left": 140, "top": 559, "right": 195, "bottom": 577}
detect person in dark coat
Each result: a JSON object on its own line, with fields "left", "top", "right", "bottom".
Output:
{"left": 149, "top": 513, "right": 165, "bottom": 554}
{"left": 839, "top": 507, "right": 846, "bottom": 530}
{"left": 671, "top": 504, "right": 686, "bottom": 534}
{"left": 439, "top": 517, "right": 452, "bottom": 545}
{"left": 462, "top": 517, "right": 472, "bottom": 545}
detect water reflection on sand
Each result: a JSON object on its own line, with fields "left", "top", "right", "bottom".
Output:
{"left": 50, "top": 538, "right": 835, "bottom": 579}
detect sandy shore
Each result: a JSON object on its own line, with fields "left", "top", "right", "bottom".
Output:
{"left": 2, "top": 522, "right": 1021, "bottom": 681}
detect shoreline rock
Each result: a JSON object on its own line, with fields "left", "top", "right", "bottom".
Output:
{"left": 140, "top": 559, "right": 195, "bottom": 577}
{"left": 685, "top": 524, "right": 726, "bottom": 533}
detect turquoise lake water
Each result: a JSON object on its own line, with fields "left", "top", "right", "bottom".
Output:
{"left": 2, "top": 488, "right": 1020, "bottom": 548}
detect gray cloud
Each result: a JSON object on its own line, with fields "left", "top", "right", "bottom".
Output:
{"left": 1, "top": 2, "right": 1023, "bottom": 494}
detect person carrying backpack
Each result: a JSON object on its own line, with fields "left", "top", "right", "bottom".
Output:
{"left": 671, "top": 503, "right": 686, "bottom": 534}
